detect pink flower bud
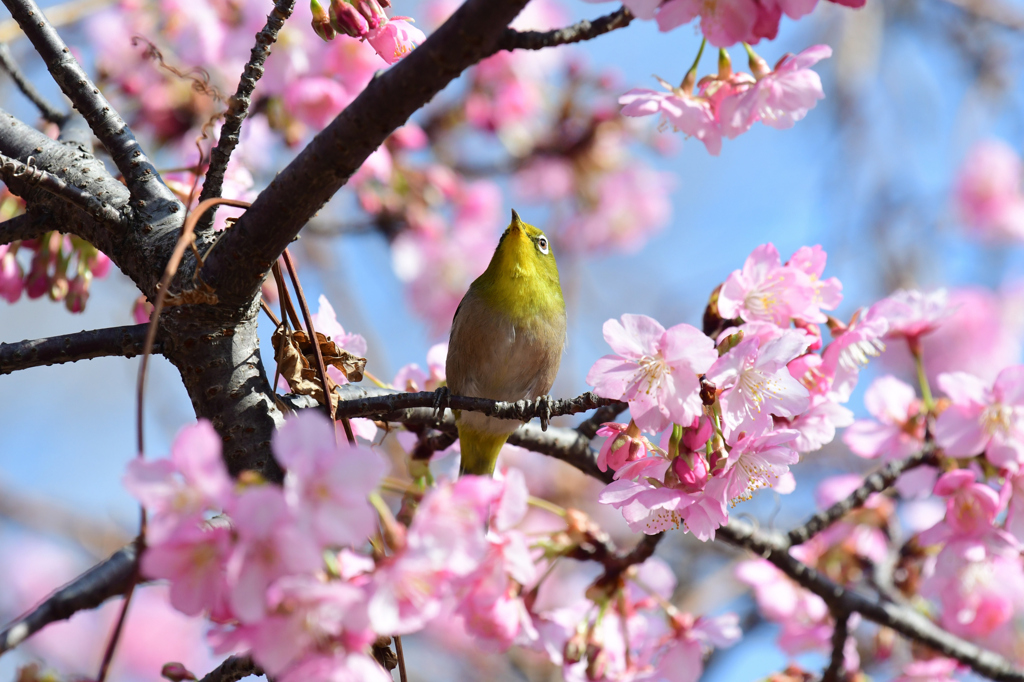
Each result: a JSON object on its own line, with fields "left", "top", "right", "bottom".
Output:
{"left": 585, "top": 645, "right": 608, "bottom": 681}
{"left": 89, "top": 250, "right": 111, "bottom": 278}
{"left": 330, "top": 0, "right": 369, "bottom": 37}
{"left": 133, "top": 295, "right": 154, "bottom": 324}
{"left": 0, "top": 250, "right": 24, "bottom": 303}
{"left": 366, "top": 19, "right": 425, "bottom": 65}
{"left": 352, "top": 0, "right": 388, "bottom": 30}
{"left": 49, "top": 272, "right": 68, "bottom": 302}
{"left": 65, "top": 271, "right": 91, "bottom": 313}
{"left": 672, "top": 450, "right": 709, "bottom": 494}
{"left": 563, "top": 630, "right": 586, "bottom": 664}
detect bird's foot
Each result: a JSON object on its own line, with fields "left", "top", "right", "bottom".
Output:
{"left": 432, "top": 386, "right": 450, "bottom": 421}
{"left": 537, "top": 394, "right": 553, "bottom": 432}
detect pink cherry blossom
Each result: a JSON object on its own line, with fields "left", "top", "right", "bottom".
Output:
{"left": 226, "top": 485, "right": 323, "bottom": 623}
{"left": 619, "top": 84, "right": 721, "bottom": 155}
{"left": 934, "top": 367, "right": 1024, "bottom": 471}
{"left": 595, "top": 421, "right": 661, "bottom": 477}
{"left": 868, "top": 288, "right": 951, "bottom": 347}
{"left": 785, "top": 245, "right": 842, "bottom": 321}
{"left": 718, "top": 46, "right": 831, "bottom": 135}
{"left": 706, "top": 331, "right": 810, "bottom": 437}
{"left": 141, "top": 523, "right": 232, "bottom": 617}
{"left": 894, "top": 658, "right": 960, "bottom": 682}
{"left": 312, "top": 294, "right": 367, "bottom": 356}
{"left": 843, "top": 375, "right": 925, "bottom": 460}
{"left": 366, "top": 18, "right": 425, "bottom": 65}
{"left": 283, "top": 76, "right": 351, "bottom": 130}
{"left": 820, "top": 308, "right": 888, "bottom": 377}
{"left": 717, "top": 243, "right": 816, "bottom": 325}
{"left": 954, "top": 139, "right": 1024, "bottom": 240}
{"left": 273, "top": 410, "right": 386, "bottom": 546}
{"left": 587, "top": 314, "right": 717, "bottom": 433}
{"left": 721, "top": 428, "right": 801, "bottom": 503}
{"left": 0, "top": 245, "right": 24, "bottom": 302}
{"left": 654, "top": 0, "right": 761, "bottom": 47}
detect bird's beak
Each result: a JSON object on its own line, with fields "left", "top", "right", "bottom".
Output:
{"left": 510, "top": 208, "right": 524, "bottom": 234}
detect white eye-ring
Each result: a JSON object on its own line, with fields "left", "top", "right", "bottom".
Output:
{"left": 537, "top": 236, "right": 549, "bottom": 255}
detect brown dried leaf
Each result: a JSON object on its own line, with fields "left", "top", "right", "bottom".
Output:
{"left": 292, "top": 330, "right": 367, "bottom": 382}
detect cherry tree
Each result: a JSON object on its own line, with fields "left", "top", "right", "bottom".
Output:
{"left": 2, "top": 0, "right": 1024, "bottom": 681}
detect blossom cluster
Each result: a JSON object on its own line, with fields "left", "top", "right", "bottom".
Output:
{"left": 591, "top": 0, "right": 863, "bottom": 48}
{"left": 620, "top": 45, "right": 831, "bottom": 155}
{"left": 309, "top": 0, "right": 425, "bottom": 65}
{"left": 0, "top": 191, "right": 112, "bottom": 310}
{"left": 126, "top": 410, "right": 739, "bottom": 681}
{"left": 954, "top": 139, "right": 1024, "bottom": 241}
{"left": 587, "top": 242, "right": 868, "bottom": 540}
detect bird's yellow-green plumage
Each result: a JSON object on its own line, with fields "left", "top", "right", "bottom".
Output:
{"left": 446, "top": 210, "right": 566, "bottom": 476}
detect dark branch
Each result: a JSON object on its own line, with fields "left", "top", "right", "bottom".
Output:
{"left": 335, "top": 388, "right": 622, "bottom": 423}
{"left": 203, "top": 0, "right": 532, "bottom": 305}
{"left": 575, "top": 401, "right": 629, "bottom": 440}
{"left": 196, "top": 0, "right": 294, "bottom": 232}
{"left": 0, "top": 153, "right": 125, "bottom": 226}
{"left": 718, "top": 520, "right": 1024, "bottom": 682}
{"left": 822, "top": 610, "right": 850, "bottom": 682}
{"left": 197, "top": 655, "right": 263, "bottom": 682}
{"left": 0, "top": 42, "right": 65, "bottom": 123}
{"left": 787, "top": 446, "right": 937, "bottom": 546}
{"left": 496, "top": 7, "right": 633, "bottom": 52}
{"left": 2, "top": 0, "right": 176, "bottom": 208}
{"left": 0, "top": 324, "right": 157, "bottom": 375}
{"left": 0, "top": 212, "right": 46, "bottom": 244}
{"left": 0, "top": 543, "right": 138, "bottom": 654}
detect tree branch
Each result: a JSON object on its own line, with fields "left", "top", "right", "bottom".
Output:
{"left": 1, "top": 0, "right": 177, "bottom": 209}
{"left": 787, "top": 446, "right": 937, "bottom": 546}
{"left": 0, "top": 152, "right": 125, "bottom": 226}
{"left": 196, "top": 0, "right": 294, "bottom": 232}
{"left": 717, "top": 520, "right": 1024, "bottom": 681}
{"left": 0, "top": 542, "right": 138, "bottom": 654}
{"left": 496, "top": 7, "right": 633, "bottom": 52}
{"left": 0, "top": 324, "right": 157, "bottom": 375}
{"left": 197, "top": 655, "right": 263, "bottom": 682}
{"left": 202, "top": 0, "right": 532, "bottom": 305}
{"left": 822, "top": 609, "right": 850, "bottom": 682}
{"left": 0, "top": 212, "right": 46, "bottom": 244}
{"left": 0, "top": 42, "right": 65, "bottom": 123}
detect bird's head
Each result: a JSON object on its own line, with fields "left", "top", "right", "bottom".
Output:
{"left": 490, "top": 209, "right": 559, "bottom": 283}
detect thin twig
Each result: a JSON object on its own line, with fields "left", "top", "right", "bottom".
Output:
{"left": 0, "top": 543, "right": 138, "bottom": 654}
{"left": 260, "top": 299, "right": 280, "bottom": 326}
{"left": 95, "top": 577, "right": 137, "bottom": 682}
{"left": 787, "top": 445, "right": 937, "bottom": 546}
{"left": 496, "top": 7, "right": 634, "bottom": 52}
{"left": 394, "top": 635, "right": 409, "bottom": 682}
{"left": 271, "top": 261, "right": 303, "bottom": 330}
{"left": 197, "top": 655, "right": 264, "bottom": 682}
{"left": 822, "top": 610, "right": 850, "bottom": 682}
{"left": 0, "top": 153, "right": 124, "bottom": 226}
{"left": 196, "top": 0, "right": 295, "bottom": 232}
{"left": 575, "top": 401, "right": 630, "bottom": 440}
{"left": 1, "top": 0, "right": 174, "bottom": 205}
{"left": 281, "top": 249, "right": 354, "bottom": 444}
{"left": 0, "top": 324, "right": 155, "bottom": 375}
{"left": 0, "top": 42, "right": 65, "bottom": 122}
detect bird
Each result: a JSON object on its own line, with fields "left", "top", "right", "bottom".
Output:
{"left": 445, "top": 209, "right": 566, "bottom": 476}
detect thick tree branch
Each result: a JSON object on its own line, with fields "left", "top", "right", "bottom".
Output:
{"left": 1, "top": 0, "right": 177, "bottom": 210}
{"left": 196, "top": 0, "right": 294, "bottom": 232}
{"left": 0, "top": 543, "right": 138, "bottom": 654}
{"left": 0, "top": 324, "right": 157, "bottom": 374}
{"left": 203, "top": 0, "right": 532, "bottom": 305}
{"left": 822, "top": 609, "right": 850, "bottom": 682}
{"left": 496, "top": 7, "right": 633, "bottom": 52}
{"left": 0, "top": 152, "right": 125, "bottom": 226}
{"left": 787, "top": 446, "right": 937, "bottom": 546}
{"left": 0, "top": 42, "right": 65, "bottom": 123}
{"left": 0, "top": 212, "right": 46, "bottom": 244}
{"left": 717, "top": 520, "right": 1024, "bottom": 682}
{"left": 197, "top": 655, "right": 263, "bottom": 682}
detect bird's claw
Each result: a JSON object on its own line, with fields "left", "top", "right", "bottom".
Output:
{"left": 538, "top": 394, "right": 552, "bottom": 432}
{"left": 432, "top": 386, "right": 450, "bottom": 421}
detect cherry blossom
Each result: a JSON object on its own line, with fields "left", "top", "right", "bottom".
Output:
{"left": 717, "top": 243, "right": 817, "bottom": 325}
{"left": 843, "top": 375, "right": 925, "bottom": 460}
{"left": 619, "top": 82, "right": 721, "bottom": 155}
{"left": 721, "top": 428, "right": 801, "bottom": 503}
{"left": 587, "top": 314, "right": 717, "bottom": 433}
{"left": 366, "top": 19, "right": 426, "bottom": 65}
{"left": 718, "top": 46, "right": 831, "bottom": 136}
{"left": 934, "top": 367, "right": 1024, "bottom": 471}
{"left": 706, "top": 331, "right": 810, "bottom": 437}
{"left": 273, "top": 410, "right": 386, "bottom": 546}
{"left": 868, "top": 288, "right": 951, "bottom": 348}
{"left": 954, "top": 139, "right": 1024, "bottom": 240}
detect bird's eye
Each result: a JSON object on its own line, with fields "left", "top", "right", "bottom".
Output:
{"left": 537, "top": 236, "right": 549, "bottom": 255}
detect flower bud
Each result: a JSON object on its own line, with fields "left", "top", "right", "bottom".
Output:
{"left": 330, "top": 0, "right": 369, "bottom": 37}
{"left": 311, "top": 0, "right": 337, "bottom": 41}
{"left": 744, "top": 43, "right": 771, "bottom": 80}
{"left": 65, "top": 271, "right": 92, "bottom": 313}
{"left": 699, "top": 377, "right": 717, "bottom": 406}
{"left": 585, "top": 645, "right": 608, "bottom": 681}
{"left": 352, "top": 0, "right": 388, "bottom": 30}
{"left": 563, "top": 630, "right": 587, "bottom": 664}
{"left": 672, "top": 450, "right": 709, "bottom": 493}
{"left": 0, "top": 249, "right": 24, "bottom": 303}
{"left": 161, "top": 663, "right": 196, "bottom": 682}
{"left": 49, "top": 271, "right": 68, "bottom": 302}
{"left": 717, "top": 48, "right": 733, "bottom": 80}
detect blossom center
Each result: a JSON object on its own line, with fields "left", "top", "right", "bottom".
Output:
{"left": 737, "top": 366, "right": 781, "bottom": 413}
{"left": 981, "top": 402, "right": 1014, "bottom": 437}
{"left": 637, "top": 353, "right": 669, "bottom": 395}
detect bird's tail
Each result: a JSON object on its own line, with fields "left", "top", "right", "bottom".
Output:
{"left": 457, "top": 422, "right": 511, "bottom": 477}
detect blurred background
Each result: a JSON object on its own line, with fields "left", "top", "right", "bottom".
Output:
{"left": 2, "top": 0, "right": 1024, "bottom": 679}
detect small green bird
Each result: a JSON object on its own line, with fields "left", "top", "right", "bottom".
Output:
{"left": 446, "top": 209, "right": 567, "bottom": 476}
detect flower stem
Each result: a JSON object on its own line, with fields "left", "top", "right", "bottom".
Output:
{"left": 680, "top": 38, "right": 706, "bottom": 93}
{"left": 528, "top": 496, "right": 568, "bottom": 518}
{"left": 912, "top": 346, "right": 935, "bottom": 412}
